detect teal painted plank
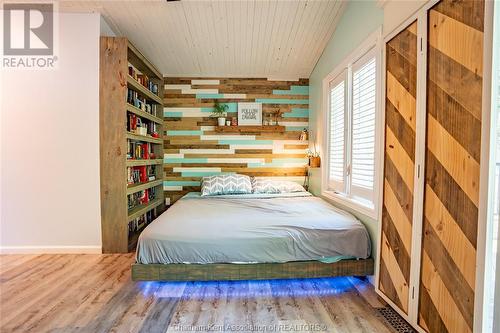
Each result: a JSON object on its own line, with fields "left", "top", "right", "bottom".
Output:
{"left": 272, "top": 86, "right": 309, "bottom": 95}
{"left": 255, "top": 98, "right": 309, "bottom": 105}
{"left": 283, "top": 108, "right": 309, "bottom": 118}
{"left": 164, "top": 181, "right": 201, "bottom": 186}
{"left": 164, "top": 111, "right": 183, "bottom": 117}
{"left": 290, "top": 85, "right": 309, "bottom": 95}
{"left": 166, "top": 130, "right": 203, "bottom": 136}
{"left": 165, "top": 158, "right": 208, "bottom": 164}
{"left": 196, "top": 93, "right": 224, "bottom": 99}
{"left": 218, "top": 140, "right": 273, "bottom": 145}
{"left": 285, "top": 126, "right": 309, "bottom": 131}
{"left": 201, "top": 102, "right": 238, "bottom": 113}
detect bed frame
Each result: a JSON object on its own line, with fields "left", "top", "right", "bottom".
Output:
{"left": 131, "top": 258, "right": 374, "bottom": 281}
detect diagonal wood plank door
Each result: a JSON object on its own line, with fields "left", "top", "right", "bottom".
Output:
{"left": 379, "top": 20, "right": 418, "bottom": 315}
{"left": 418, "top": 0, "right": 484, "bottom": 332}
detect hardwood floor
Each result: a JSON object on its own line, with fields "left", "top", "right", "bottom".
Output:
{"left": 0, "top": 254, "right": 397, "bottom": 333}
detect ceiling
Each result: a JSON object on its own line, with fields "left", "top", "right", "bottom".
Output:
{"left": 60, "top": 0, "right": 347, "bottom": 79}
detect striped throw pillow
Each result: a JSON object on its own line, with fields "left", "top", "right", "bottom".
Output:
{"left": 201, "top": 174, "right": 252, "bottom": 196}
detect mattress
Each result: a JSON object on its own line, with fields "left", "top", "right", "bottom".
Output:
{"left": 136, "top": 192, "right": 371, "bottom": 264}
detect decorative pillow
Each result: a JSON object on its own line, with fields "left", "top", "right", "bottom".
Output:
{"left": 251, "top": 178, "right": 306, "bottom": 194}
{"left": 201, "top": 174, "right": 252, "bottom": 196}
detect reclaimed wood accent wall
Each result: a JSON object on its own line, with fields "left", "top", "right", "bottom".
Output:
{"left": 418, "top": 1, "right": 484, "bottom": 332}
{"left": 163, "top": 78, "right": 309, "bottom": 204}
{"left": 379, "top": 21, "right": 418, "bottom": 315}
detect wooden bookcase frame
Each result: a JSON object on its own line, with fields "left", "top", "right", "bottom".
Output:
{"left": 99, "top": 37, "right": 165, "bottom": 253}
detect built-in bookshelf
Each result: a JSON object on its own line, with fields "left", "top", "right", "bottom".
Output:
{"left": 99, "top": 37, "right": 165, "bottom": 253}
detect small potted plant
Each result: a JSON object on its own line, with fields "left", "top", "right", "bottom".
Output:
{"left": 306, "top": 148, "right": 321, "bottom": 168}
{"left": 212, "top": 101, "right": 229, "bottom": 126}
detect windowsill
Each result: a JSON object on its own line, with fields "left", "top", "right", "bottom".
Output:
{"left": 321, "top": 190, "right": 377, "bottom": 220}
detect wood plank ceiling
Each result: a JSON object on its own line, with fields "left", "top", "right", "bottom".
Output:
{"left": 59, "top": 0, "right": 346, "bottom": 79}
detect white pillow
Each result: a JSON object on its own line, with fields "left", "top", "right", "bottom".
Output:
{"left": 201, "top": 174, "right": 252, "bottom": 196}
{"left": 252, "top": 178, "right": 306, "bottom": 194}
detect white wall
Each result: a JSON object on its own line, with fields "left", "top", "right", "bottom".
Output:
{"left": 100, "top": 15, "right": 116, "bottom": 37}
{"left": 0, "top": 13, "right": 102, "bottom": 253}
{"left": 382, "top": 0, "right": 426, "bottom": 36}
{"left": 308, "top": 0, "right": 384, "bottom": 264}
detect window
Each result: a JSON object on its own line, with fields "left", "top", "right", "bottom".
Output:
{"left": 328, "top": 72, "right": 346, "bottom": 193}
{"left": 351, "top": 56, "right": 376, "bottom": 201}
{"left": 322, "top": 34, "right": 381, "bottom": 217}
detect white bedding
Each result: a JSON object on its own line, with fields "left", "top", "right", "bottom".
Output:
{"left": 136, "top": 192, "right": 371, "bottom": 264}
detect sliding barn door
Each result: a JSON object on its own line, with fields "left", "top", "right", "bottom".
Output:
{"left": 418, "top": 0, "right": 485, "bottom": 332}
{"left": 379, "top": 20, "right": 418, "bottom": 315}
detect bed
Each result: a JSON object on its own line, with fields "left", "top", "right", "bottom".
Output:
{"left": 132, "top": 192, "right": 373, "bottom": 281}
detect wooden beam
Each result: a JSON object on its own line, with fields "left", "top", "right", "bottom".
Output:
{"left": 132, "top": 259, "right": 374, "bottom": 281}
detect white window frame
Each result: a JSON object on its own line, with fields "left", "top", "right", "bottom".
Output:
{"left": 321, "top": 28, "right": 383, "bottom": 219}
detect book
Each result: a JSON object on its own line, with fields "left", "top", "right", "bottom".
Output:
{"left": 128, "top": 63, "right": 158, "bottom": 96}
{"left": 147, "top": 165, "right": 156, "bottom": 181}
{"left": 139, "top": 166, "right": 147, "bottom": 183}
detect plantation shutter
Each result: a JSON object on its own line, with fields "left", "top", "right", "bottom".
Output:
{"left": 328, "top": 71, "right": 347, "bottom": 193}
{"left": 350, "top": 52, "right": 376, "bottom": 202}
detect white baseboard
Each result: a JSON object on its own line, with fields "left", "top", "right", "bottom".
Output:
{"left": 0, "top": 245, "right": 102, "bottom": 254}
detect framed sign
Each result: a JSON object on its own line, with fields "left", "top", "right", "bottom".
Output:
{"left": 238, "top": 102, "right": 262, "bottom": 125}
